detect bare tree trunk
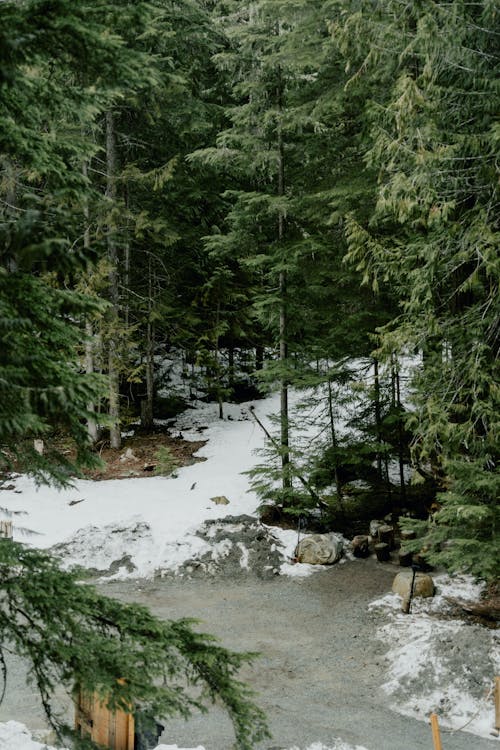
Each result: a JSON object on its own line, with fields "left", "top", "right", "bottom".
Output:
{"left": 394, "top": 359, "right": 406, "bottom": 503}
{"left": 82, "top": 159, "right": 99, "bottom": 444}
{"left": 277, "top": 78, "right": 291, "bottom": 493}
{"left": 327, "top": 378, "right": 344, "bottom": 512}
{"left": 373, "top": 357, "right": 383, "bottom": 480}
{"left": 215, "top": 299, "right": 224, "bottom": 420}
{"left": 142, "top": 257, "right": 154, "bottom": 431}
{"left": 106, "top": 110, "right": 121, "bottom": 449}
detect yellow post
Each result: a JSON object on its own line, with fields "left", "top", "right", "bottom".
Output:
{"left": 495, "top": 676, "right": 500, "bottom": 731}
{"left": 430, "top": 713, "right": 443, "bottom": 750}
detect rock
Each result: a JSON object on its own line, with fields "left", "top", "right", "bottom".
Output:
{"left": 377, "top": 524, "right": 394, "bottom": 548}
{"left": 392, "top": 570, "right": 435, "bottom": 599}
{"left": 351, "top": 535, "right": 370, "bottom": 558}
{"left": 210, "top": 495, "right": 230, "bottom": 506}
{"left": 295, "top": 533, "right": 343, "bottom": 565}
{"left": 398, "top": 550, "right": 413, "bottom": 567}
{"left": 369, "top": 519, "right": 384, "bottom": 538}
{"left": 374, "top": 542, "right": 391, "bottom": 562}
{"left": 119, "top": 448, "right": 136, "bottom": 463}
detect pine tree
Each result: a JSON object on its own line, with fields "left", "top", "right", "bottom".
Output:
{"left": 338, "top": 0, "right": 499, "bottom": 579}
{"left": 0, "top": 541, "right": 269, "bottom": 749}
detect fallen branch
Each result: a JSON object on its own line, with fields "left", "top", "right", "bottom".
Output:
{"left": 445, "top": 596, "right": 500, "bottom": 622}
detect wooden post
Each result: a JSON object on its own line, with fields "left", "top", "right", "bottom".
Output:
{"left": 75, "top": 688, "right": 134, "bottom": 750}
{"left": 430, "top": 713, "right": 443, "bottom": 750}
{"left": 495, "top": 676, "right": 500, "bottom": 731}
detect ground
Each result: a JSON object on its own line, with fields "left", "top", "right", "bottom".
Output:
{"left": 0, "top": 391, "right": 498, "bottom": 750}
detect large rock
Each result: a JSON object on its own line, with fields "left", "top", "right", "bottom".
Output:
{"left": 392, "top": 570, "right": 435, "bottom": 599}
{"left": 295, "top": 533, "right": 343, "bottom": 565}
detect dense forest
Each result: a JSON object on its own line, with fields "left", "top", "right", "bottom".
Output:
{"left": 0, "top": 0, "right": 498, "bottom": 744}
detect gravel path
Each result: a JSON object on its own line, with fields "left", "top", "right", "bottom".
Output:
{"left": 99, "top": 559, "right": 496, "bottom": 750}
{"left": 0, "top": 557, "right": 496, "bottom": 749}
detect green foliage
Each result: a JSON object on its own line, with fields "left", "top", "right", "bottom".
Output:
{"left": 338, "top": 0, "right": 499, "bottom": 579}
{"left": 153, "top": 445, "right": 179, "bottom": 476}
{"left": 402, "top": 458, "right": 500, "bottom": 581}
{"left": 0, "top": 540, "right": 270, "bottom": 749}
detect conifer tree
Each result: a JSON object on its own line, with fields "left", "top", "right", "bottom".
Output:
{"left": 339, "top": 0, "right": 499, "bottom": 579}
{"left": 0, "top": 5, "right": 269, "bottom": 746}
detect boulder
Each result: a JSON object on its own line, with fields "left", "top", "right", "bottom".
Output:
{"left": 392, "top": 570, "right": 435, "bottom": 599}
{"left": 295, "top": 533, "right": 343, "bottom": 565}
{"left": 351, "top": 535, "right": 370, "bottom": 558}
{"left": 210, "top": 495, "right": 230, "bottom": 506}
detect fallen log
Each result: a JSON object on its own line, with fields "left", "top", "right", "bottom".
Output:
{"left": 445, "top": 596, "right": 500, "bottom": 622}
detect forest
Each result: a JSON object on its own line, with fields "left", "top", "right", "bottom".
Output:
{"left": 0, "top": 0, "right": 498, "bottom": 747}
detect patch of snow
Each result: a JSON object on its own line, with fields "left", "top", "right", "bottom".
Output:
{"left": 370, "top": 574, "right": 499, "bottom": 740}
{"left": 3, "top": 389, "right": 355, "bottom": 580}
{"left": 0, "top": 721, "right": 64, "bottom": 750}
{"left": 236, "top": 541, "right": 250, "bottom": 569}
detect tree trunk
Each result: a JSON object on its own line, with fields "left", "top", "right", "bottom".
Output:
{"left": 373, "top": 358, "right": 383, "bottom": 480}
{"left": 106, "top": 110, "right": 121, "bottom": 450}
{"left": 277, "top": 88, "right": 291, "bottom": 493}
{"left": 215, "top": 299, "right": 224, "bottom": 420}
{"left": 142, "top": 257, "right": 154, "bottom": 431}
{"left": 327, "top": 378, "right": 344, "bottom": 512}
{"left": 82, "top": 159, "right": 99, "bottom": 445}
{"left": 395, "top": 361, "right": 406, "bottom": 503}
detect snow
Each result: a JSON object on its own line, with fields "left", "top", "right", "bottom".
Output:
{"left": 0, "top": 721, "right": 369, "bottom": 750}
{"left": 370, "top": 574, "right": 500, "bottom": 740}
{"left": 2, "top": 394, "right": 320, "bottom": 579}
{"left": 1, "top": 369, "right": 496, "bottom": 746}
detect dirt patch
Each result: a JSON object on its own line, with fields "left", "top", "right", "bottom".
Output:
{"left": 35, "top": 430, "right": 207, "bottom": 481}
{"left": 88, "top": 432, "right": 207, "bottom": 481}
{"left": 168, "top": 515, "right": 286, "bottom": 580}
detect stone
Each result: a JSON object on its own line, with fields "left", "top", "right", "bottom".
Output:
{"left": 377, "top": 524, "right": 394, "bottom": 548}
{"left": 351, "top": 535, "right": 370, "bottom": 558}
{"left": 119, "top": 448, "right": 136, "bottom": 463}
{"left": 210, "top": 495, "right": 230, "bottom": 505}
{"left": 374, "top": 542, "right": 391, "bottom": 562}
{"left": 295, "top": 533, "right": 343, "bottom": 565}
{"left": 369, "top": 519, "right": 384, "bottom": 538}
{"left": 392, "top": 570, "right": 435, "bottom": 599}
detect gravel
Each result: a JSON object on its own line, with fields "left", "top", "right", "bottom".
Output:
{"left": 0, "top": 558, "right": 496, "bottom": 750}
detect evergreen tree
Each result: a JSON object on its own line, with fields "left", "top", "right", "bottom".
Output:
{"left": 0, "top": 5, "right": 269, "bottom": 746}
{"left": 338, "top": 0, "right": 499, "bottom": 579}
{"left": 0, "top": 542, "right": 269, "bottom": 749}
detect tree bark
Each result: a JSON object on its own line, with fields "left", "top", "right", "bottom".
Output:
{"left": 82, "top": 159, "right": 99, "bottom": 445}
{"left": 142, "top": 257, "right": 154, "bottom": 431}
{"left": 106, "top": 110, "right": 121, "bottom": 449}
{"left": 277, "top": 74, "right": 291, "bottom": 493}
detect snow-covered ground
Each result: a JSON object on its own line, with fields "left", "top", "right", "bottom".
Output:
{"left": 2, "top": 394, "right": 319, "bottom": 579}
{"left": 0, "top": 722, "right": 368, "bottom": 750}
{"left": 370, "top": 574, "right": 500, "bottom": 740}
{"left": 1, "top": 383, "right": 497, "bottom": 748}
